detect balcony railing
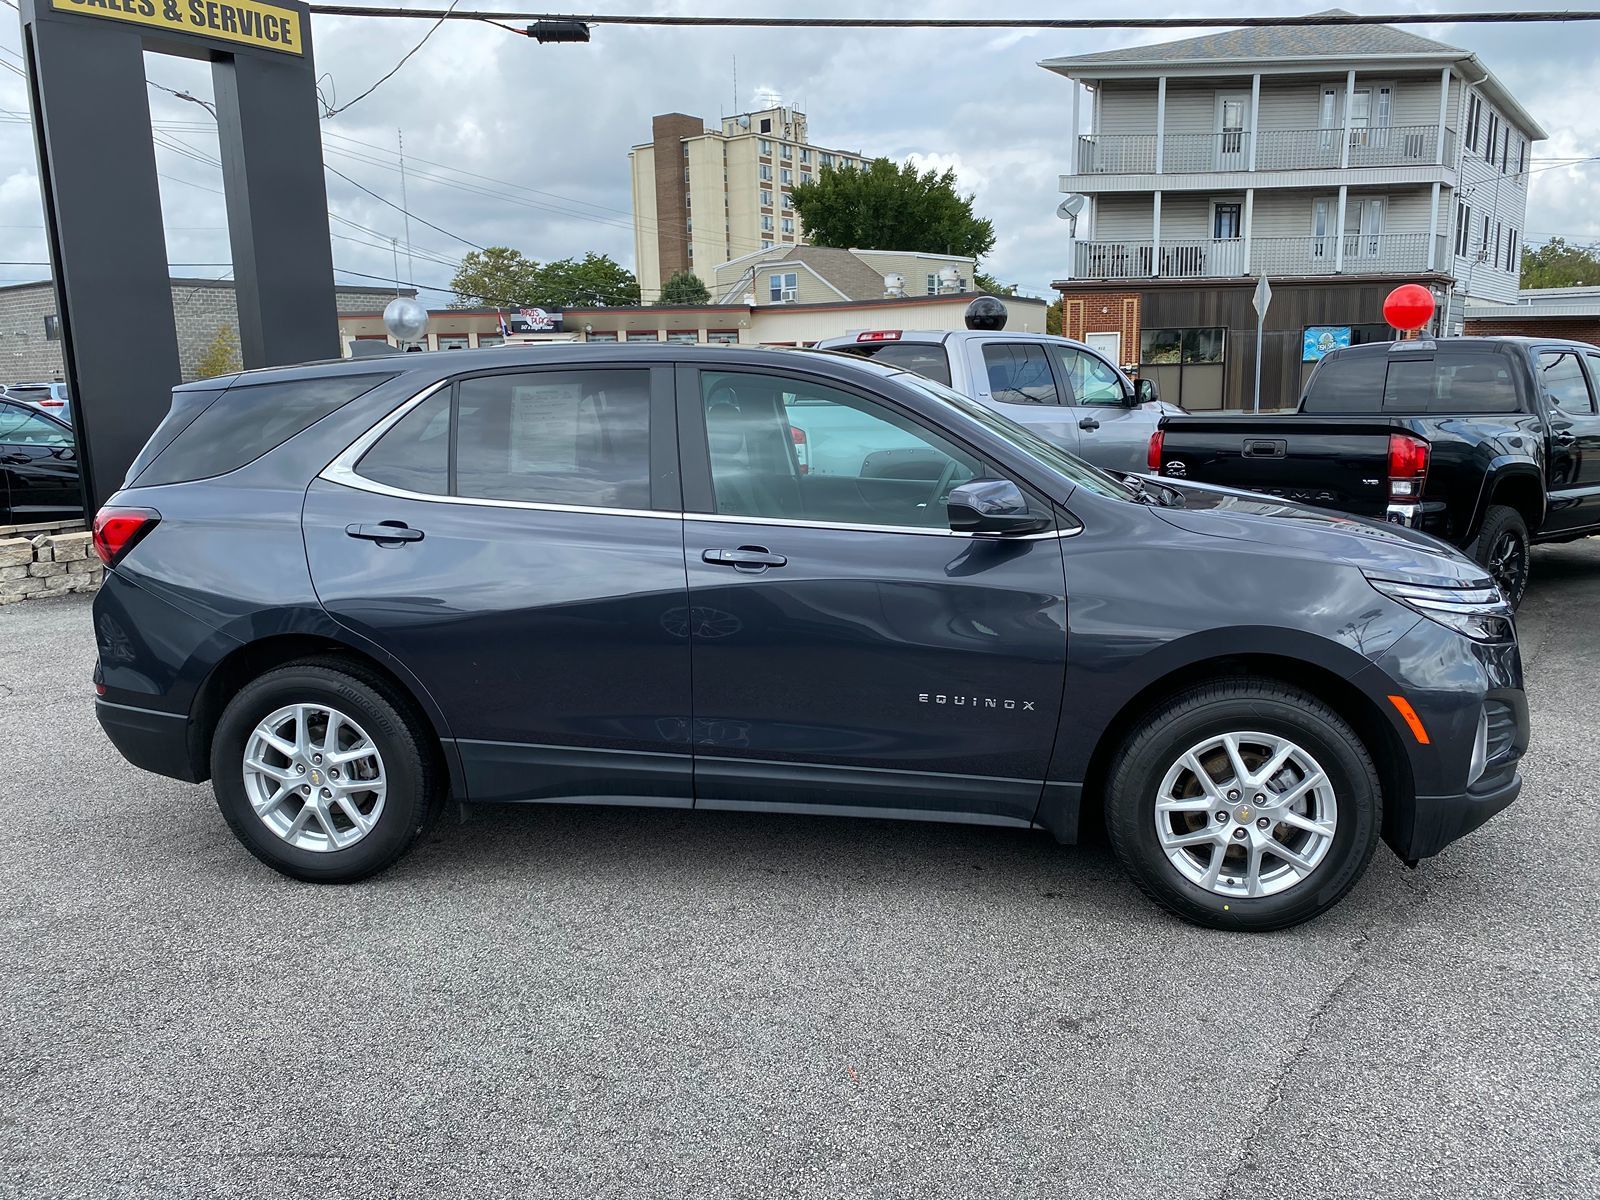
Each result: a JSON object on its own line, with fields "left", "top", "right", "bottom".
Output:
{"left": 1074, "top": 125, "right": 1455, "bottom": 175}
{"left": 1071, "top": 232, "right": 1449, "bottom": 280}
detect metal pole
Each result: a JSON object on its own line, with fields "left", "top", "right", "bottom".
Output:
{"left": 397, "top": 128, "right": 415, "bottom": 286}
{"left": 1253, "top": 308, "right": 1264, "bottom": 412}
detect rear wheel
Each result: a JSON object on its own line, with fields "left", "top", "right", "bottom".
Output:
{"left": 1470, "top": 504, "right": 1530, "bottom": 611}
{"left": 210, "top": 660, "right": 442, "bottom": 882}
{"left": 1105, "top": 678, "right": 1382, "bottom": 931}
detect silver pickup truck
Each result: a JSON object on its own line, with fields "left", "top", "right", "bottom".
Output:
{"left": 815, "top": 327, "right": 1182, "bottom": 472}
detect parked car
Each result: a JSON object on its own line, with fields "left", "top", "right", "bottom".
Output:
{"left": 3, "top": 381, "right": 72, "bottom": 425}
{"left": 1150, "top": 336, "right": 1600, "bottom": 608}
{"left": 92, "top": 345, "right": 1526, "bottom": 930}
{"left": 814, "top": 327, "right": 1182, "bottom": 472}
{"left": 0, "top": 396, "right": 81, "bottom": 525}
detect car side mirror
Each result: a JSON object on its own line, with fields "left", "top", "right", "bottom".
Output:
{"left": 1135, "top": 378, "right": 1157, "bottom": 405}
{"left": 947, "top": 478, "right": 1052, "bottom": 536}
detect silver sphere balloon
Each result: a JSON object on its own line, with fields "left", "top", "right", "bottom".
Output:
{"left": 383, "top": 296, "right": 430, "bottom": 343}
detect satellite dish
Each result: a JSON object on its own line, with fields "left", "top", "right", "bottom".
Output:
{"left": 1058, "top": 194, "right": 1087, "bottom": 219}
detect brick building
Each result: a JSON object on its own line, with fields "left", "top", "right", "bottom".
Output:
{"left": 0, "top": 278, "right": 413, "bottom": 386}
{"left": 1463, "top": 286, "right": 1600, "bottom": 346}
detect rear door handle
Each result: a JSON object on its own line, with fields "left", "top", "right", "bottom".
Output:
{"left": 703, "top": 547, "right": 787, "bottom": 570}
{"left": 1553, "top": 431, "right": 1577, "bottom": 446}
{"left": 1078, "top": 417, "right": 1100, "bottom": 431}
{"left": 346, "top": 522, "right": 423, "bottom": 543}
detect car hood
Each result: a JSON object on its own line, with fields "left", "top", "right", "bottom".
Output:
{"left": 1146, "top": 478, "right": 1493, "bottom": 588}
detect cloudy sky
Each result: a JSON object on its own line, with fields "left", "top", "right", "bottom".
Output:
{"left": 1, "top": 1, "right": 1596, "bottom": 304}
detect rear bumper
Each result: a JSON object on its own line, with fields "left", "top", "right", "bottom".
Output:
{"left": 1401, "top": 768, "right": 1522, "bottom": 862}
{"left": 95, "top": 698, "right": 203, "bottom": 783}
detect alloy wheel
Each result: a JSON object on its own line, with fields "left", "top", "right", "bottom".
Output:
{"left": 1487, "top": 530, "right": 1528, "bottom": 605}
{"left": 241, "top": 703, "right": 387, "bottom": 852}
{"left": 1153, "top": 731, "right": 1338, "bottom": 898}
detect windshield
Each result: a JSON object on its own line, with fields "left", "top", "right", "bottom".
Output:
{"left": 889, "top": 370, "right": 1139, "bottom": 502}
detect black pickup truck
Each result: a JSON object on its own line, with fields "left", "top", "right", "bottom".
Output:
{"left": 1149, "top": 337, "right": 1600, "bottom": 607}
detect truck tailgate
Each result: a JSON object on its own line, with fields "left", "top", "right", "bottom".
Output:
{"left": 1156, "top": 416, "right": 1396, "bottom": 518}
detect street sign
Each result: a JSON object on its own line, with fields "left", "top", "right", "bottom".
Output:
{"left": 1252, "top": 274, "right": 1273, "bottom": 321}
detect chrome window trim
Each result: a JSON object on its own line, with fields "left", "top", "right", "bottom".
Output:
{"left": 321, "top": 378, "right": 1083, "bottom": 538}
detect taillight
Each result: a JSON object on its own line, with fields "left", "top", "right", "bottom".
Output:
{"left": 856, "top": 330, "right": 901, "bottom": 342}
{"left": 790, "top": 425, "right": 809, "bottom": 475}
{"left": 1386, "top": 434, "right": 1430, "bottom": 501}
{"left": 39, "top": 399, "right": 64, "bottom": 408}
{"left": 93, "top": 507, "right": 160, "bottom": 567}
{"left": 1147, "top": 429, "right": 1165, "bottom": 473}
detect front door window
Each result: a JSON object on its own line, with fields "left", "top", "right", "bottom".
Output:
{"left": 1213, "top": 203, "right": 1243, "bottom": 240}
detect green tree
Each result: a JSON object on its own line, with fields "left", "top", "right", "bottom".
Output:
{"left": 450, "top": 246, "right": 542, "bottom": 308}
{"left": 659, "top": 270, "right": 711, "bottom": 305}
{"left": 1521, "top": 237, "right": 1600, "bottom": 290}
{"left": 195, "top": 324, "right": 241, "bottom": 379}
{"left": 791, "top": 158, "right": 996, "bottom": 260}
{"left": 1044, "top": 299, "right": 1063, "bottom": 337}
{"left": 532, "top": 253, "right": 640, "bottom": 307}
{"left": 973, "top": 271, "right": 1016, "bottom": 296}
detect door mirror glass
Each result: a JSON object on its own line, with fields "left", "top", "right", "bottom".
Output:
{"left": 947, "top": 479, "right": 1052, "bottom": 536}
{"left": 1137, "top": 378, "right": 1159, "bottom": 405}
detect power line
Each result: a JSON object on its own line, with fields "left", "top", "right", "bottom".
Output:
{"left": 320, "top": 0, "right": 464, "bottom": 118}
{"left": 323, "top": 162, "right": 487, "bottom": 251}
{"left": 303, "top": 7, "right": 1600, "bottom": 29}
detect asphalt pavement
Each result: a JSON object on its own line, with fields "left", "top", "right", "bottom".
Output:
{"left": 2, "top": 546, "right": 1597, "bottom": 1199}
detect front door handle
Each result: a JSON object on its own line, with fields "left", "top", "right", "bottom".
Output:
{"left": 1553, "top": 431, "right": 1577, "bottom": 446}
{"left": 346, "top": 522, "right": 423, "bottom": 544}
{"left": 703, "top": 546, "right": 787, "bottom": 570}
{"left": 1078, "top": 417, "right": 1100, "bottom": 431}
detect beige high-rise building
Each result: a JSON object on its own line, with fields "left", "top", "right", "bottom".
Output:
{"left": 629, "top": 107, "right": 868, "bottom": 304}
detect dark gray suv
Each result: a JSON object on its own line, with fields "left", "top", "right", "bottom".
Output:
{"left": 91, "top": 345, "right": 1527, "bottom": 930}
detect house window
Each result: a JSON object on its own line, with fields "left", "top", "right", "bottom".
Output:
{"left": 820, "top": 152, "right": 834, "bottom": 168}
{"left": 1456, "top": 201, "right": 1471, "bottom": 256}
{"left": 1484, "top": 112, "right": 1498, "bottom": 164}
{"left": 799, "top": 148, "right": 811, "bottom": 164}
{"left": 780, "top": 168, "right": 792, "bottom": 185}
{"left": 926, "top": 273, "right": 939, "bottom": 295}
{"left": 626, "top": 331, "right": 660, "bottom": 343}
{"left": 1139, "top": 328, "right": 1226, "bottom": 410}
{"left": 1465, "top": 95, "right": 1481, "bottom": 150}
{"left": 769, "top": 272, "right": 798, "bottom": 303}
{"left": 1517, "top": 137, "right": 1526, "bottom": 180}
{"left": 477, "top": 335, "right": 504, "bottom": 349}
{"left": 760, "top": 189, "right": 771, "bottom": 206}
{"left": 1212, "top": 202, "right": 1242, "bottom": 239}
{"left": 706, "top": 331, "right": 739, "bottom": 345}
{"left": 762, "top": 240, "right": 774, "bottom": 249}
{"left": 761, "top": 214, "right": 774, "bottom": 232}
{"left": 1501, "top": 127, "right": 1510, "bottom": 173}
{"left": 43, "top": 314, "right": 60, "bottom": 341}
{"left": 781, "top": 217, "right": 794, "bottom": 234}
{"left": 781, "top": 192, "right": 793, "bottom": 209}
{"left": 665, "top": 331, "right": 699, "bottom": 344}
{"left": 685, "top": 193, "right": 692, "bottom": 208}
{"left": 759, "top": 163, "right": 772, "bottom": 181}
{"left": 800, "top": 172, "right": 811, "bottom": 185}
{"left": 759, "top": 139, "right": 771, "bottom": 154}
{"left": 1482, "top": 214, "right": 1491, "bottom": 258}
{"left": 585, "top": 331, "right": 618, "bottom": 343}
{"left": 1495, "top": 221, "right": 1504, "bottom": 269}
{"left": 760, "top": 118, "right": 771, "bottom": 133}
{"left": 780, "top": 143, "right": 793, "bottom": 160}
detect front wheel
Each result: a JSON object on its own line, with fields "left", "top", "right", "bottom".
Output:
{"left": 1470, "top": 505, "right": 1530, "bottom": 611}
{"left": 1105, "top": 678, "right": 1382, "bottom": 931}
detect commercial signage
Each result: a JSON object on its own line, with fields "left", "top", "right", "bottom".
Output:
{"left": 1303, "top": 326, "right": 1352, "bottom": 362}
{"left": 48, "top": 0, "right": 303, "bottom": 56}
{"left": 511, "top": 307, "right": 562, "bottom": 332}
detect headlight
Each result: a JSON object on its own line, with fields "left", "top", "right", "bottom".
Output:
{"left": 1366, "top": 576, "right": 1515, "bottom": 643}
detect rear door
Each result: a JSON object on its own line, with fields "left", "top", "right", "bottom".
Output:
{"left": 0, "top": 400, "right": 81, "bottom": 523}
{"left": 678, "top": 362, "right": 1069, "bottom": 825}
{"left": 1537, "top": 348, "right": 1600, "bottom": 533}
{"left": 304, "top": 363, "right": 694, "bottom": 805}
{"left": 967, "top": 340, "right": 1083, "bottom": 455}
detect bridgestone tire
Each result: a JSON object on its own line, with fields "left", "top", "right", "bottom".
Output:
{"left": 1105, "top": 677, "right": 1382, "bottom": 931}
{"left": 210, "top": 659, "right": 442, "bottom": 883}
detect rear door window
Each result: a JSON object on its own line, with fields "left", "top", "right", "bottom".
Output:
{"left": 0, "top": 403, "right": 72, "bottom": 447}
{"left": 1537, "top": 351, "right": 1597, "bottom": 414}
{"left": 835, "top": 341, "right": 953, "bottom": 386}
{"left": 135, "top": 374, "right": 393, "bottom": 486}
{"left": 356, "top": 369, "right": 653, "bottom": 511}
{"left": 1380, "top": 352, "right": 1519, "bottom": 414}
{"left": 982, "top": 344, "right": 1060, "bottom": 405}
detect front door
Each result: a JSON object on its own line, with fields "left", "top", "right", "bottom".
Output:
{"left": 1048, "top": 344, "right": 1154, "bottom": 473}
{"left": 303, "top": 363, "right": 694, "bottom": 805}
{"left": 1085, "top": 331, "right": 1122, "bottom": 366}
{"left": 678, "top": 365, "right": 1069, "bottom": 824}
{"left": 1211, "top": 201, "right": 1245, "bottom": 276}
{"left": 1215, "top": 93, "right": 1249, "bottom": 169}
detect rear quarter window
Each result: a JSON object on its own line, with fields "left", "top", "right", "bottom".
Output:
{"left": 835, "top": 342, "right": 952, "bottom": 386}
{"left": 133, "top": 374, "right": 394, "bottom": 487}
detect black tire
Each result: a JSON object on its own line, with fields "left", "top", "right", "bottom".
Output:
{"left": 210, "top": 659, "right": 443, "bottom": 883}
{"left": 1105, "top": 677, "right": 1382, "bottom": 932}
{"left": 1470, "top": 504, "right": 1531, "bottom": 611}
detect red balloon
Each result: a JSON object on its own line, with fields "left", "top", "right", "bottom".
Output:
{"left": 1383, "top": 283, "right": 1436, "bottom": 332}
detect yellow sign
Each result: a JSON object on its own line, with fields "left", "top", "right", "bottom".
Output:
{"left": 49, "top": 0, "right": 303, "bottom": 56}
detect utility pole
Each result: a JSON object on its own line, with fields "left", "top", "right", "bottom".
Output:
{"left": 397, "top": 128, "right": 415, "bottom": 287}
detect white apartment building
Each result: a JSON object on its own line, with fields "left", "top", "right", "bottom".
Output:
{"left": 628, "top": 107, "right": 869, "bottom": 304}
{"left": 1040, "top": 12, "right": 1547, "bottom": 407}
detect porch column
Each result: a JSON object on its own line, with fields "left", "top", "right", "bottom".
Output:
{"left": 1340, "top": 69, "right": 1356, "bottom": 169}
{"left": 1334, "top": 184, "right": 1348, "bottom": 273}
{"left": 1427, "top": 181, "right": 1441, "bottom": 269}
{"left": 1435, "top": 67, "right": 1452, "bottom": 165}
{"left": 1152, "top": 191, "right": 1162, "bottom": 277}
{"left": 1155, "top": 76, "right": 1167, "bottom": 174}
{"left": 1071, "top": 81, "right": 1081, "bottom": 173}
{"left": 1243, "top": 188, "right": 1255, "bottom": 276}
{"left": 1248, "top": 73, "right": 1261, "bottom": 170}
